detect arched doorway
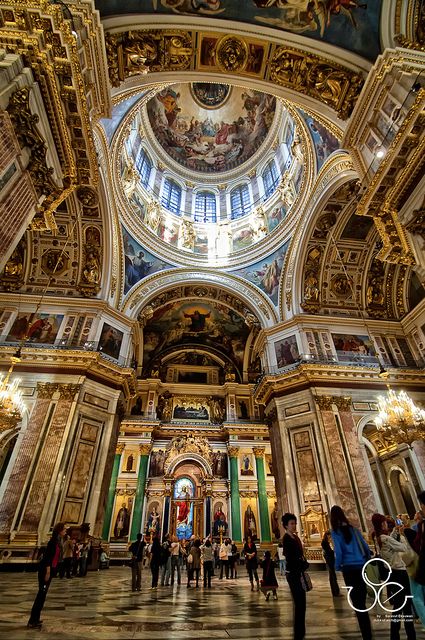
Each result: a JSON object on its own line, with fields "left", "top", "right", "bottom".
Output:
{"left": 389, "top": 467, "right": 416, "bottom": 516}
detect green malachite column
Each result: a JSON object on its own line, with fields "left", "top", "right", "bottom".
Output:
{"left": 254, "top": 447, "right": 271, "bottom": 542}
{"left": 228, "top": 447, "right": 242, "bottom": 542}
{"left": 102, "top": 444, "right": 124, "bottom": 540}
{"left": 130, "top": 444, "right": 151, "bottom": 540}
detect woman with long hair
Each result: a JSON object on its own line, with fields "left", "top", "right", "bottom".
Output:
{"left": 28, "top": 522, "right": 66, "bottom": 629}
{"left": 149, "top": 533, "right": 162, "bottom": 589}
{"left": 372, "top": 513, "right": 416, "bottom": 640}
{"left": 330, "top": 505, "right": 372, "bottom": 640}
{"left": 282, "top": 512, "right": 308, "bottom": 640}
{"left": 243, "top": 534, "right": 260, "bottom": 591}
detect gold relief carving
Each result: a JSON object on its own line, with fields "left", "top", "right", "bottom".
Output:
{"left": 77, "top": 186, "right": 99, "bottom": 208}
{"left": 37, "top": 382, "right": 60, "bottom": 399}
{"left": 239, "top": 490, "right": 258, "bottom": 498}
{"left": 314, "top": 395, "right": 333, "bottom": 411}
{"left": 163, "top": 434, "right": 212, "bottom": 473}
{"left": 373, "top": 206, "right": 415, "bottom": 266}
{"left": 395, "top": 265, "right": 408, "bottom": 318}
{"left": 41, "top": 249, "right": 69, "bottom": 276}
{"left": 36, "top": 382, "right": 80, "bottom": 400}
{"left": 252, "top": 447, "right": 265, "bottom": 457}
{"left": 227, "top": 446, "right": 239, "bottom": 457}
{"left": 366, "top": 257, "right": 388, "bottom": 318}
{"left": 216, "top": 35, "right": 248, "bottom": 73}
{"left": 57, "top": 384, "right": 81, "bottom": 401}
{"left": 1, "top": 239, "right": 25, "bottom": 291}
{"left": 139, "top": 443, "right": 152, "bottom": 455}
{"left": 301, "top": 246, "right": 322, "bottom": 313}
{"left": 105, "top": 30, "right": 193, "bottom": 87}
{"left": 116, "top": 444, "right": 125, "bottom": 455}
{"left": 77, "top": 245, "right": 101, "bottom": 297}
{"left": 406, "top": 207, "right": 425, "bottom": 238}
{"left": 270, "top": 47, "right": 363, "bottom": 119}
{"left": 333, "top": 396, "right": 352, "bottom": 411}
{"left": 266, "top": 491, "right": 277, "bottom": 498}
{"left": 265, "top": 408, "right": 277, "bottom": 427}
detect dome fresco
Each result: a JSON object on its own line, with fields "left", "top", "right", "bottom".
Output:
{"left": 146, "top": 84, "right": 276, "bottom": 173}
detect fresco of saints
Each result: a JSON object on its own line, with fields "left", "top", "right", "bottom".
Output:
{"left": 176, "top": 485, "right": 191, "bottom": 524}
{"left": 244, "top": 505, "right": 257, "bottom": 540}
{"left": 114, "top": 503, "right": 130, "bottom": 538}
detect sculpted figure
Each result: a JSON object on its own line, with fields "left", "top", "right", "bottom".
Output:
{"left": 82, "top": 249, "right": 100, "bottom": 285}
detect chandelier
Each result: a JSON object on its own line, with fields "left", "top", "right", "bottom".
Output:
{"left": 375, "top": 387, "right": 425, "bottom": 446}
{"left": 0, "top": 351, "right": 26, "bottom": 431}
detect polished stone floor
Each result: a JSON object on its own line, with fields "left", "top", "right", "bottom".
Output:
{"left": 0, "top": 566, "right": 423, "bottom": 639}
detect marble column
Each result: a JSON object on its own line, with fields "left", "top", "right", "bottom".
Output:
{"left": 253, "top": 447, "right": 271, "bottom": 542}
{"left": 102, "top": 444, "right": 124, "bottom": 540}
{"left": 228, "top": 446, "right": 242, "bottom": 542}
{"left": 314, "top": 396, "right": 359, "bottom": 526}
{"left": 337, "top": 400, "right": 378, "bottom": 528}
{"left": 130, "top": 443, "right": 151, "bottom": 540}
{"left": 205, "top": 496, "right": 211, "bottom": 537}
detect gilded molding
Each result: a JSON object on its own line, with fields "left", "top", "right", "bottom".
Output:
{"left": 139, "top": 443, "right": 152, "bottom": 455}
{"left": 333, "top": 396, "right": 352, "bottom": 411}
{"left": 227, "top": 446, "right": 239, "bottom": 457}
{"left": 36, "top": 382, "right": 80, "bottom": 400}
{"left": 252, "top": 447, "right": 265, "bottom": 457}
{"left": 116, "top": 444, "right": 125, "bottom": 455}
{"left": 313, "top": 395, "right": 334, "bottom": 411}
{"left": 314, "top": 394, "right": 351, "bottom": 410}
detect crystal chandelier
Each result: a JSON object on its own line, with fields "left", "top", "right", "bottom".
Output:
{"left": 0, "top": 352, "right": 26, "bottom": 431}
{"left": 375, "top": 387, "right": 425, "bottom": 446}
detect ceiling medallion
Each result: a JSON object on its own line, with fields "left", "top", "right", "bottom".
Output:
{"left": 190, "top": 83, "right": 231, "bottom": 109}
{"left": 216, "top": 36, "right": 248, "bottom": 73}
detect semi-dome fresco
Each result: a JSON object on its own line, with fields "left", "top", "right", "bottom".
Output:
{"left": 146, "top": 83, "right": 276, "bottom": 173}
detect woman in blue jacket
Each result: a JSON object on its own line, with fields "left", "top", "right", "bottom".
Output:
{"left": 330, "top": 505, "right": 372, "bottom": 640}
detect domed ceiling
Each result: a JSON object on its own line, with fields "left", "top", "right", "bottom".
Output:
{"left": 145, "top": 84, "right": 276, "bottom": 173}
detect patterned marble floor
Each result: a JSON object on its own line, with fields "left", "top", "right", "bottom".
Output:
{"left": 0, "top": 566, "right": 423, "bottom": 640}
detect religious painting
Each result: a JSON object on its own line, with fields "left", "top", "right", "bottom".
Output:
{"left": 265, "top": 454, "right": 273, "bottom": 476}
{"left": 267, "top": 204, "right": 286, "bottom": 232}
{"left": 241, "top": 500, "right": 259, "bottom": 541}
{"left": 149, "top": 449, "right": 166, "bottom": 477}
{"left": 211, "top": 452, "right": 228, "bottom": 478}
{"left": 269, "top": 500, "right": 280, "bottom": 540}
{"left": 240, "top": 452, "right": 255, "bottom": 476}
{"left": 173, "top": 402, "right": 209, "bottom": 420}
{"left": 296, "top": 449, "right": 321, "bottom": 502}
{"left": 331, "top": 333, "right": 376, "bottom": 361}
{"left": 394, "top": 337, "right": 417, "bottom": 368}
{"left": 99, "top": 1, "right": 381, "bottom": 62}
{"left": 158, "top": 219, "right": 179, "bottom": 246}
{"left": 193, "top": 231, "right": 209, "bottom": 254}
{"left": 233, "top": 226, "right": 255, "bottom": 251}
{"left": 111, "top": 495, "right": 133, "bottom": 541}
{"left": 274, "top": 334, "right": 300, "bottom": 367}
{"left": 146, "top": 84, "right": 276, "bottom": 173}
{"left": 142, "top": 300, "right": 250, "bottom": 378}
{"left": 177, "top": 370, "right": 208, "bottom": 383}
{"left": 212, "top": 500, "right": 228, "bottom": 536}
{"left": 299, "top": 111, "right": 340, "bottom": 170}
{"left": 232, "top": 241, "right": 289, "bottom": 306}
{"left": 122, "top": 450, "right": 136, "bottom": 473}
{"left": 6, "top": 312, "right": 64, "bottom": 344}
{"left": 123, "top": 226, "right": 174, "bottom": 294}
{"left": 199, "top": 36, "right": 219, "bottom": 68}
{"left": 145, "top": 500, "right": 161, "bottom": 536}
{"left": 174, "top": 476, "right": 195, "bottom": 540}
{"left": 98, "top": 322, "right": 123, "bottom": 360}
{"left": 341, "top": 213, "right": 374, "bottom": 240}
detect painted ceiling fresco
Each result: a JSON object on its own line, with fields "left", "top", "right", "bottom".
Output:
{"left": 146, "top": 84, "right": 276, "bottom": 173}
{"left": 298, "top": 110, "right": 340, "bottom": 170}
{"left": 143, "top": 300, "right": 251, "bottom": 376}
{"left": 123, "top": 226, "right": 175, "bottom": 294}
{"left": 96, "top": 1, "right": 381, "bottom": 61}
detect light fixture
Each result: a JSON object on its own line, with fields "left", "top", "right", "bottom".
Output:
{"left": 374, "top": 386, "right": 425, "bottom": 446}
{"left": 0, "top": 349, "right": 26, "bottom": 431}
{"left": 375, "top": 147, "right": 386, "bottom": 159}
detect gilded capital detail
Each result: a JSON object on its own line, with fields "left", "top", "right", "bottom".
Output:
{"left": 314, "top": 395, "right": 334, "bottom": 411}
{"left": 116, "top": 444, "right": 125, "bottom": 455}
{"left": 139, "top": 443, "right": 152, "bottom": 455}
{"left": 252, "top": 447, "right": 265, "bottom": 457}
{"left": 36, "top": 382, "right": 80, "bottom": 400}
{"left": 227, "top": 446, "right": 239, "bottom": 458}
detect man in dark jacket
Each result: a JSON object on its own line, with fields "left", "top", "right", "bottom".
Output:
{"left": 129, "top": 533, "right": 146, "bottom": 591}
{"left": 321, "top": 530, "right": 340, "bottom": 596}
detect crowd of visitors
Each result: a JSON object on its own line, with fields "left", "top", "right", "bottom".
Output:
{"left": 27, "top": 491, "right": 425, "bottom": 640}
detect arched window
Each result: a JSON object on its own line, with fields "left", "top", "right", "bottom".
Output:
{"left": 194, "top": 191, "right": 217, "bottom": 222}
{"left": 161, "top": 178, "right": 182, "bottom": 215}
{"left": 135, "top": 148, "right": 152, "bottom": 187}
{"left": 262, "top": 160, "right": 279, "bottom": 198}
{"left": 230, "top": 184, "right": 251, "bottom": 219}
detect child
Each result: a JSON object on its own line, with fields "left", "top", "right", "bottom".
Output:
{"left": 260, "top": 550, "right": 279, "bottom": 600}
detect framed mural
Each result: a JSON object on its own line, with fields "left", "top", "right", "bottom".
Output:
{"left": 240, "top": 452, "right": 254, "bottom": 476}
{"left": 122, "top": 450, "right": 136, "bottom": 474}
{"left": 274, "top": 334, "right": 300, "bottom": 367}
{"left": 111, "top": 495, "right": 133, "bottom": 541}
{"left": 241, "top": 500, "right": 259, "bottom": 541}
{"left": 98, "top": 322, "right": 123, "bottom": 360}
{"left": 331, "top": 333, "right": 376, "bottom": 361}
{"left": 6, "top": 312, "right": 64, "bottom": 344}
{"left": 173, "top": 402, "right": 209, "bottom": 420}
{"left": 232, "top": 241, "right": 289, "bottom": 306}
{"left": 212, "top": 500, "right": 229, "bottom": 537}
{"left": 173, "top": 477, "right": 195, "bottom": 540}
{"left": 145, "top": 500, "right": 161, "bottom": 536}
{"left": 123, "top": 226, "right": 173, "bottom": 293}
{"left": 300, "top": 111, "right": 340, "bottom": 169}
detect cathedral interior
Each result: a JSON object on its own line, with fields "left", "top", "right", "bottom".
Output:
{"left": 0, "top": 0, "right": 425, "bottom": 578}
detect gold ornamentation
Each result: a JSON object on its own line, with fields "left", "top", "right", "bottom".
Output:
{"left": 270, "top": 46, "right": 363, "bottom": 119}
{"left": 216, "top": 35, "right": 248, "bottom": 73}
{"left": 36, "top": 382, "right": 80, "bottom": 400}
{"left": 41, "top": 249, "right": 69, "bottom": 276}
{"left": 1, "top": 240, "right": 25, "bottom": 291}
{"left": 163, "top": 434, "right": 212, "bottom": 473}
{"left": 314, "top": 395, "right": 333, "bottom": 411}
{"left": 301, "top": 246, "right": 322, "bottom": 313}
{"left": 227, "top": 446, "right": 239, "bottom": 457}
{"left": 366, "top": 257, "right": 387, "bottom": 318}
{"left": 375, "top": 387, "right": 425, "bottom": 446}
{"left": 77, "top": 245, "right": 101, "bottom": 297}
{"left": 252, "top": 447, "right": 265, "bottom": 457}
{"left": 406, "top": 207, "right": 425, "bottom": 238}
{"left": 116, "top": 444, "right": 125, "bottom": 455}
{"left": 77, "top": 186, "right": 99, "bottom": 208}
{"left": 139, "top": 443, "right": 152, "bottom": 455}
{"left": 333, "top": 396, "right": 352, "bottom": 411}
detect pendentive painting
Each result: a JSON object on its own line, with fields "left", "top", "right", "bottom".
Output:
{"left": 299, "top": 111, "right": 340, "bottom": 170}
{"left": 6, "top": 312, "right": 64, "bottom": 344}
{"left": 142, "top": 300, "right": 250, "bottom": 379}
{"left": 123, "top": 226, "right": 174, "bottom": 293}
{"left": 232, "top": 241, "right": 288, "bottom": 306}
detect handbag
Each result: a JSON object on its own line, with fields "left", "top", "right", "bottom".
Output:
{"left": 187, "top": 553, "right": 193, "bottom": 564}
{"left": 300, "top": 571, "right": 313, "bottom": 592}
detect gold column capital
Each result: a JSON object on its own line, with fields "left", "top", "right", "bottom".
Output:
{"left": 139, "top": 443, "right": 151, "bottom": 455}
{"left": 227, "top": 446, "right": 239, "bottom": 458}
{"left": 333, "top": 396, "right": 352, "bottom": 411}
{"left": 313, "top": 395, "right": 334, "bottom": 410}
{"left": 116, "top": 444, "right": 125, "bottom": 455}
{"left": 36, "top": 382, "right": 81, "bottom": 400}
{"left": 252, "top": 447, "right": 265, "bottom": 458}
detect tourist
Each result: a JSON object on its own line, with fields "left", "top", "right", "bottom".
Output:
{"left": 230, "top": 540, "right": 239, "bottom": 578}
{"left": 28, "top": 522, "right": 66, "bottom": 629}
{"left": 60, "top": 534, "right": 74, "bottom": 579}
{"left": 243, "top": 534, "right": 260, "bottom": 591}
{"left": 372, "top": 512, "right": 416, "bottom": 639}
{"left": 129, "top": 532, "right": 145, "bottom": 592}
{"left": 99, "top": 545, "right": 110, "bottom": 570}
{"left": 276, "top": 541, "right": 286, "bottom": 576}
{"left": 160, "top": 533, "right": 172, "bottom": 586}
{"left": 330, "top": 505, "right": 372, "bottom": 640}
{"left": 260, "top": 550, "right": 278, "bottom": 600}
{"left": 219, "top": 538, "right": 231, "bottom": 579}
{"left": 79, "top": 538, "right": 91, "bottom": 577}
{"left": 149, "top": 534, "right": 162, "bottom": 589}
{"left": 170, "top": 535, "right": 182, "bottom": 585}
{"left": 321, "top": 530, "right": 340, "bottom": 597}
{"left": 282, "top": 513, "right": 308, "bottom": 640}
{"left": 201, "top": 538, "right": 214, "bottom": 588}
{"left": 187, "top": 538, "right": 201, "bottom": 588}
{"left": 403, "top": 527, "right": 425, "bottom": 626}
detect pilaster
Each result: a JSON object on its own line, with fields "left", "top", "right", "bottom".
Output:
{"left": 253, "top": 446, "right": 271, "bottom": 542}
{"left": 129, "top": 443, "right": 151, "bottom": 540}
{"left": 102, "top": 444, "right": 124, "bottom": 540}
{"left": 227, "top": 445, "right": 242, "bottom": 542}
